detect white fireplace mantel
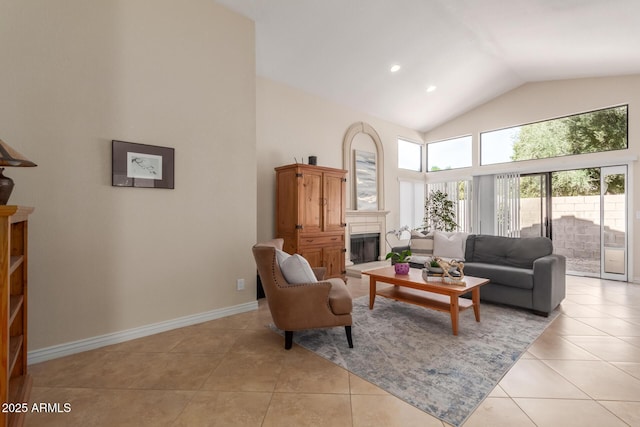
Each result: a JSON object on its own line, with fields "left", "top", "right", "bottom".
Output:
{"left": 345, "top": 210, "right": 389, "bottom": 266}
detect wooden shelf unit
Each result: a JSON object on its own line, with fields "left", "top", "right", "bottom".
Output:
{"left": 1, "top": 206, "right": 34, "bottom": 427}
{"left": 275, "top": 164, "right": 347, "bottom": 280}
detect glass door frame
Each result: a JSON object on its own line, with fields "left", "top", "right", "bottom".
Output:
{"left": 600, "top": 165, "right": 627, "bottom": 281}
{"left": 520, "top": 172, "right": 552, "bottom": 239}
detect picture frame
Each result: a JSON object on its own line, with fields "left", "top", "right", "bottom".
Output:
{"left": 354, "top": 149, "right": 377, "bottom": 210}
{"left": 112, "top": 140, "right": 175, "bottom": 189}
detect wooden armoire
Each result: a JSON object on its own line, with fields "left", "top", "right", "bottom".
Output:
{"left": 275, "top": 163, "right": 347, "bottom": 279}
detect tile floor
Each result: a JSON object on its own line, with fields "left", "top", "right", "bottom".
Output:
{"left": 25, "top": 275, "right": 640, "bottom": 426}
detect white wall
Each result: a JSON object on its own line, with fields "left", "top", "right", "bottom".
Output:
{"left": 0, "top": 0, "right": 257, "bottom": 350}
{"left": 425, "top": 75, "right": 640, "bottom": 282}
{"left": 256, "top": 77, "right": 423, "bottom": 244}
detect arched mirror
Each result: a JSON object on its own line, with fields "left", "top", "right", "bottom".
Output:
{"left": 342, "top": 122, "right": 384, "bottom": 211}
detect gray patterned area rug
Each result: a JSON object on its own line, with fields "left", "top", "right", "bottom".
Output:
{"left": 279, "top": 295, "right": 559, "bottom": 427}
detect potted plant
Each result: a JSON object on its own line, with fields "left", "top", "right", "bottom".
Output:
{"left": 385, "top": 249, "right": 412, "bottom": 275}
{"left": 426, "top": 257, "right": 444, "bottom": 274}
{"left": 422, "top": 189, "right": 458, "bottom": 232}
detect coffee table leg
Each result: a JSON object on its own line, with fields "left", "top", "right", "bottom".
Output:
{"left": 472, "top": 288, "right": 481, "bottom": 322}
{"left": 369, "top": 278, "right": 376, "bottom": 309}
{"left": 450, "top": 296, "right": 459, "bottom": 335}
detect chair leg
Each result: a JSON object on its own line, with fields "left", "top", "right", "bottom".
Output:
{"left": 345, "top": 325, "right": 353, "bottom": 348}
{"left": 284, "top": 331, "right": 293, "bottom": 350}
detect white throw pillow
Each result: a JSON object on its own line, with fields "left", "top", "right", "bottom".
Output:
{"left": 280, "top": 254, "right": 318, "bottom": 284}
{"left": 275, "top": 249, "right": 291, "bottom": 266}
{"left": 433, "top": 231, "right": 468, "bottom": 261}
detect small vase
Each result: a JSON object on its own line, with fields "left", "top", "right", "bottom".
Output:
{"left": 394, "top": 262, "right": 410, "bottom": 275}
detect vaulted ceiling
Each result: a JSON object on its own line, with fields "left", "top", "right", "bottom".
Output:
{"left": 216, "top": 0, "right": 640, "bottom": 132}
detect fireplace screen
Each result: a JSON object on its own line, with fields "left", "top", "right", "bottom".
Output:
{"left": 350, "top": 233, "right": 380, "bottom": 264}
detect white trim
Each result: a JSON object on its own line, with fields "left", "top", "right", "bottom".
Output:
{"left": 396, "top": 176, "right": 426, "bottom": 184}
{"left": 345, "top": 209, "right": 390, "bottom": 264}
{"left": 600, "top": 166, "right": 628, "bottom": 281}
{"left": 343, "top": 122, "right": 385, "bottom": 210}
{"left": 27, "top": 301, "right": 259, "bottom": 365}
{"left": 627, "top": 162, "right": 635, "bottom": 283}
{"left": 427, "top": 152, "right": 637, "bottom": 182}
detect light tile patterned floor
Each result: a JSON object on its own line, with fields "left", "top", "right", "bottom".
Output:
{"left": 25, "top": 275, "right": 640, "bottom": 426}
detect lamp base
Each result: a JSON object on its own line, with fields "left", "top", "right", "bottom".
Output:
{"left": 0, "top": 168, "right": 15, "bottom": 205}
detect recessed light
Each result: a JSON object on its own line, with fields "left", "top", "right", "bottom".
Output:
{"left": 390, "top": 64, "right": 401, "bottom": 73}
{"left": 426, "top": 85, "right": 437, "bottom": 93}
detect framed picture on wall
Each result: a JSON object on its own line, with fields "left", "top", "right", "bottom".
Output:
{"left": 112, "top": 140, "right": 175, "bottom": 188}
{"left": 354, "top": 149, "right": 377, "bottom": 210}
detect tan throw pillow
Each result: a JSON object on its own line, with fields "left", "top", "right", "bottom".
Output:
{"left": 410, "top": 231, "right": 434, "bottom": 256}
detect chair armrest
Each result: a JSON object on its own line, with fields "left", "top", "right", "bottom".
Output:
{"left": 532, "top": 254, "right": 566, "bottom": 313}
{"left": 269, "top": 281, "right": 340, "bottom": 330}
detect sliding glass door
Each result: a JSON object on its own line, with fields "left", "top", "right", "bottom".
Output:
{"left": 601, "top": 166, "right": 627, "bottom": 281}
{"left": 551, "top": 169, "right": 601, "bottom": 276}
{"left": 519, "top": 173, "right": 550, "bottom": 238}
{"left": 514, "top": 166, "right": 628, "bottom": 280}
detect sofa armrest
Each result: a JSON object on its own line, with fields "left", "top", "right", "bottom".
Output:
{"left": 532, "top": 254, "right": 566, "bottom": 314}
{"left": 391, "top": 245, "right": 410, "bottom": 253}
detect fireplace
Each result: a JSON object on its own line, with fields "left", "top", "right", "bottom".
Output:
{"left": 345, "top": 209, "right": 389, "bottom": 268}
{"left": 350, "top": 233, "right": 380, "bottom": 264}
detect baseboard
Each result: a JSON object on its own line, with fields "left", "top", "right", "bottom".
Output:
{"left": 27, "top": 301, "right": 259, "bottom": 365}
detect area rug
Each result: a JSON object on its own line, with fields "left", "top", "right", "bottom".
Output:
{"left": 276, "top": 296, "right": 559, "bottom": 427}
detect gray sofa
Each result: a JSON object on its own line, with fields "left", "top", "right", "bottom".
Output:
{"left": 463, "top": 234, "right": 565, "bottom": 316}
{"left": 395, "top": 234, "right": 566, "bottom": 316}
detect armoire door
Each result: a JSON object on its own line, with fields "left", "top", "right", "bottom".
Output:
{"left": 323, "top": 172, "right": 346, "bottom": 233}
{"left": 298, "top": 169, "right": 323, "bottom": 233}
{"left": 323, "top": 246, "right": 345, "bottom": 278}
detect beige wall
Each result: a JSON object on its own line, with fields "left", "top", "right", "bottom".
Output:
{"left": 256, "top": 77, "right": 423, "bottom": 244}
{"left": 0, "top": 1, "right": 257, "bottom": 350}
{"left": 4, "top": 2, "right": 637, "bottom": 353}
{"left": 425, "top": 75, "right": 640, "bottom": 282}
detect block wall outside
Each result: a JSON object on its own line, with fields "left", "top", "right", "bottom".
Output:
{"left": 520, "top": 195, "right": 625, "bottom": 272}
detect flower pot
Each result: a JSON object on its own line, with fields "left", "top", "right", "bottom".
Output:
{"left": 394, "top": 262, "right": 410, "bottom": 275}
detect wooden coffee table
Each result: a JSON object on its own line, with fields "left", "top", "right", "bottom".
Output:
{"left": 362, "top": 266, "right": 490, "bottom": 335}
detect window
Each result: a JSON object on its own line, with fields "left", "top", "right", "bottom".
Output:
{"left": 399, "top": 179, "right": 425, "bottom": 230}
{"left": 494, "top": 173, "right": 521, "bottom": 237}
{"left": 426, "top": 180, "right": 473, "bottom": 232}
{"left": 427, "top": 136, "right": 472, "bottom": 172}
{"left": 481, "top": 105, "right": 628, "bottom": 165}
{"left": 398, "top": 138, "right": 422, "bottom": 171}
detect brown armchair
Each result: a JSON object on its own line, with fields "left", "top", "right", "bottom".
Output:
{"left": 252, "top": 239, "right": 353, "bottom": 350}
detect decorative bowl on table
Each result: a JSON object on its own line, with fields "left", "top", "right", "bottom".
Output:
{"left": 425, "top": 265, "right": 444, "bottom": 274}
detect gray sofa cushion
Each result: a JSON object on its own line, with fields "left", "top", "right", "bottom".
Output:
{"left": 464, "top": 263, "right": 534, "bottom": 290}
{"left": 465, "top": 235, "right": 552, "bottom": 269}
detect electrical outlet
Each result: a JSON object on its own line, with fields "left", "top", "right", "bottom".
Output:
{"left": 236, "top": 278, "right": 245, "bottom": 291}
